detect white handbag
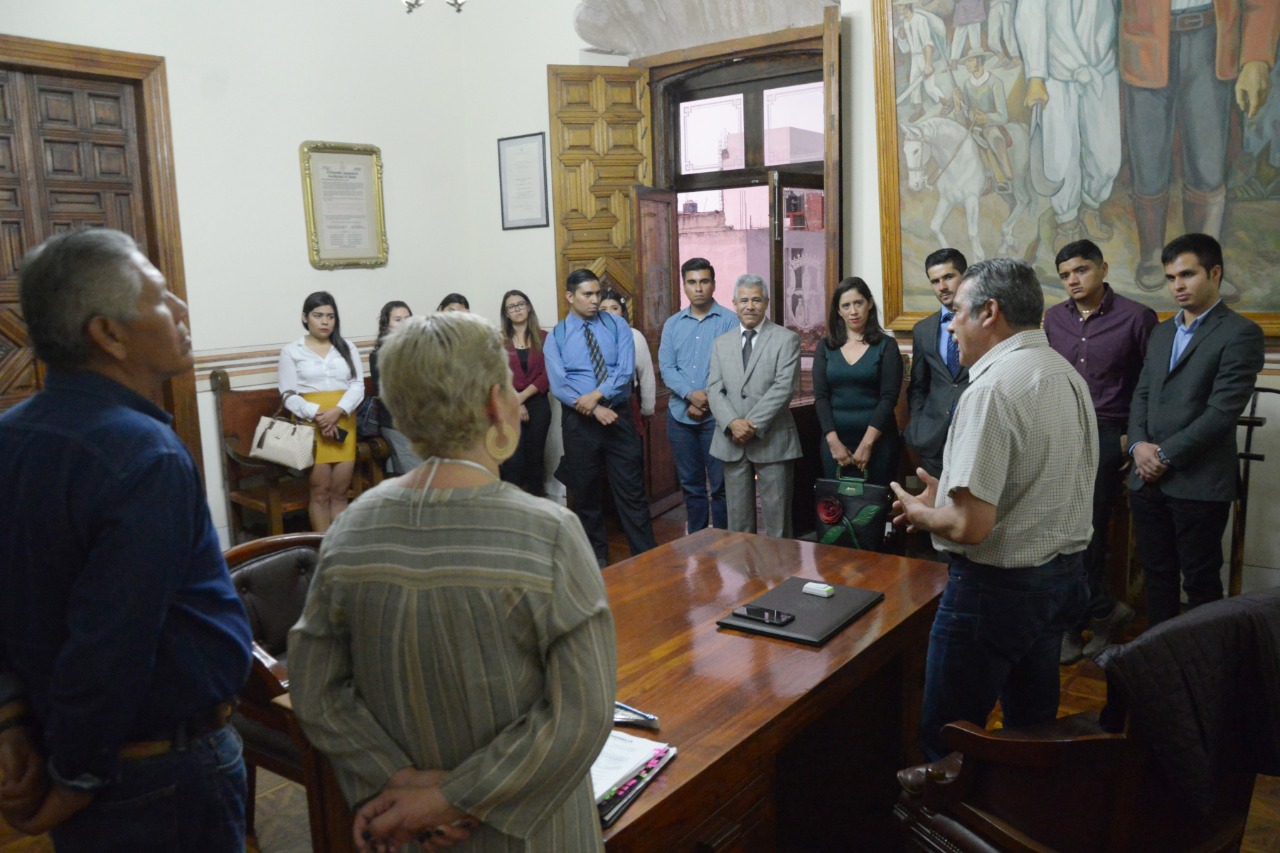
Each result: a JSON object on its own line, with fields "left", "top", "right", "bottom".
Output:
{"left": 249, "top": 414, "right": 315, "bottom": 469}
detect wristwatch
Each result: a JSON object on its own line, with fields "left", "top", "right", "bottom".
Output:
{"left": 1156, "top": 447, "right": 1171, "bottom": 466}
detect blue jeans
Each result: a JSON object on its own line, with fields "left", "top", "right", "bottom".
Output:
{"left": 50, "top": 725, "right": 247, "bottom": 853}
{"left": 920, "top": 553, "right": 1087, "bottom": 760}
{"left": 667, "top": 412, "right": 726, "bottom": 532}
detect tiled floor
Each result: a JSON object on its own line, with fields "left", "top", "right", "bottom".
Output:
{"left": 4, "top": 510, "right": 1278, "bottom": 852}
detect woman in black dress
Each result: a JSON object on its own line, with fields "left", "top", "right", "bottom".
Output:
{"left": 813, "top": 277, "right": 902, "bottom": 485}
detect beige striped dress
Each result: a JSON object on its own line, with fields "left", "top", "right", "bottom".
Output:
{"left": 288, "top": 478, "right": 617, "bottom": 852}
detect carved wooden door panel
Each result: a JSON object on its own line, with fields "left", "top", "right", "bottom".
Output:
{"left": 0, "top": 68, "right": 149, "bottom": 413}
{"left": 0, "top": 70, "right": 41, "bottom": 410}
{"left": 550, "top": 66, "right": 681, "bottom": 514}
{"left": 546, "top": 66, "right": 651, "bottom": 319}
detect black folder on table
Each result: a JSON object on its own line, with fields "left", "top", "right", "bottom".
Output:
{"left": 716, "top": 576, "right": 884, "bottom": 646}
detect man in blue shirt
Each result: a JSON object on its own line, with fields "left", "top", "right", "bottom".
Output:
{"left": 658, "top": 258, "right": 739, "bottom": 532}
{"left": 545, "top": 269, "right": 657, "bottom": 566}
{"left": 0, "top": 229, "right": 253, "bottom": 851}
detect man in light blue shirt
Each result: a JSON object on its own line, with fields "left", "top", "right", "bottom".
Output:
{"left": 545, "top": 269, "right": 657, "bottom": 566}
{"left": 658, "top": 258, "right": 739, "bottom": 532}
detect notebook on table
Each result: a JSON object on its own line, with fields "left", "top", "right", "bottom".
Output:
{"left": 591, "top": 730, "right": 676, "bottom": 827}
{"left": 716, "top": 576, "right": 885, "bottom": 646}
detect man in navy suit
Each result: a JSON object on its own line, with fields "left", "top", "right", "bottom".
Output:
{"left": 1128, "top": 233, "right": 1264, "bottom": 626}
{"left": 906, "top": 249, "right": 971, "bottom": 477}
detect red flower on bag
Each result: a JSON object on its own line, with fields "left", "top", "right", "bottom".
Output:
{"left": 817, "top": 495, "right": 844, "bottom": 525}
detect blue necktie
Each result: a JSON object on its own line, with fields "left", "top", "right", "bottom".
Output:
{"left": 942, "top": 312, "right": 960, "bottom": 376}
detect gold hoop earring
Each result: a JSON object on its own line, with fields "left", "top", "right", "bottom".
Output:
{"left": 484, "top": 423, "right": 517, "bottom": 463}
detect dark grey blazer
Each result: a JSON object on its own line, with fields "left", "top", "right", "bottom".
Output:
{"left": 905, "top": 310, "right": 969, "bottom": 477}
{"left": 1127, "top": 304, "right": 1264, "bottom": 502}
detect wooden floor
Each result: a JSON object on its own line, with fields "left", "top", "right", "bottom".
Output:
{"left": 3, "top": 507, "right": 1277, "bottom": 852}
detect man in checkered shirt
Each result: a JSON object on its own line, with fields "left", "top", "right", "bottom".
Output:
{"left": 892, "top": 257, "right": 1097, "bottom": 762}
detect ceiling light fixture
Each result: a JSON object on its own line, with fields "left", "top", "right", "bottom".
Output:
{"left": 403, "top": 0, "right": 466, "bottom": 12}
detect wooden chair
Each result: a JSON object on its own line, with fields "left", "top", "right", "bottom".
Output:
{"left": 210, "top": 369, "right": 310, "bottom": 543}
{"left": 211, "top": 370, "right": 391, "bottom": 542}
{"left": 894, "top": 589, "right": 1280, "bottom": 853}
{"left": 223, "top": 534, "right": 324, "bottom": 844}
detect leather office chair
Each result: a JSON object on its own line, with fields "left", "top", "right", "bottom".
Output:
{"left": 224, "top": 533, "right": 337, "bottom": 847}
{"left": 895, "top": 588, "right": 1280, "bottom": 853}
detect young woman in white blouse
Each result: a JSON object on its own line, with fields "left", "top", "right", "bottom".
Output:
{"left": 278, "top": 291, "right": 363, "bottom": 531}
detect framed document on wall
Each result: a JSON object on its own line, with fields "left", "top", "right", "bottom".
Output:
{"left": 498, "top": 132, "right": 549, "bottom": 230}
{"left": 299, "top": 141, "right": 389, "bottom": 269}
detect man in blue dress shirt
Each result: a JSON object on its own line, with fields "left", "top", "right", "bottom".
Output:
{"left": 0, "top": 229, "right": 252, "bottom": 851}
{"left": 658, "top": 258, "right": 739, "bottom": 533}
{"left": 545, "top": 269, "right": 657, "bottom": 566}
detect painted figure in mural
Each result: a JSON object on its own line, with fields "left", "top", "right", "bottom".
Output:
{"left": 895, "top": 0, "right": 956, "bottom": 122}
{"left": 1015, "top": 0, "right": 1121, "bottom": 248}
{"left": 1119, "top": 2, "right": 1280, "bottom": 297}
{"left": 986, "top": 0, "right": 1021, "bottom": 70}
{"left": 901, "top": 116, "right": 1032, "bottom": 261}
{"left": 949, "top": 0, "right": 987, "bottom": 64}
{"left": 953, "top": 49, "right": 1015, "bottom": 193}
{"left": 1230, "top": 53, "right": 1280, "bottom": 201}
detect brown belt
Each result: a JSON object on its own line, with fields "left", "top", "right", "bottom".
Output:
{"left": 1172, "top": 9, "right": 1213, "bottom": 32}
{"left": 119, "top": 701, "right": 235, "bottom": 760}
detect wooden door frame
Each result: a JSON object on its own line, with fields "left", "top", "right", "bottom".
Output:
{"left": 0, "top": 34, "right": 200, "bottom": 466}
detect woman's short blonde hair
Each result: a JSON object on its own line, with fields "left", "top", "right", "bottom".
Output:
{"left": 378, "top": 312, "right": 512, "bottom": 458}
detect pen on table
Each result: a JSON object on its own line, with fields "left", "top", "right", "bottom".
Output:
{"left": 615, "top": 700, "right": 657, "bottom": 720}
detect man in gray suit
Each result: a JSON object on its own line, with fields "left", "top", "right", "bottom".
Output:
{"left": 1128, "top": 233, "right": 1265, "bottom": 626}
{"left": 905, "top": 248, "right": 971, "bottom": 477}
{"left": 707, "top": 275, "right": 802, "bottom": 538}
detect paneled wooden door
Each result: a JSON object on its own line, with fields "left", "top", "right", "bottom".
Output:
{"left": 0, "top": 36, "right": 197, "bottom": 461}
{"left": 547, "top": 65, "right": 684, "bottom": 514}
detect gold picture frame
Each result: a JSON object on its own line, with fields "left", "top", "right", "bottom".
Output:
{"left": 299, "top": 141, "right": 388, "bottom": 269}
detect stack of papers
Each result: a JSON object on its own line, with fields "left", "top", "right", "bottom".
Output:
{"left": 590, "top": 730, "right": 677, "bottom": 827}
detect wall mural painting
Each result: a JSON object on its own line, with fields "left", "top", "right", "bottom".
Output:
{"left": 874, "top": 0, "right": 1280, "bottom": 334}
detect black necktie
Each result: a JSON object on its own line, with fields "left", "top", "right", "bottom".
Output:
{"left": 742, "top": 329, "right": 756, "bottom": 370}
{"left": 584, "top": 324, "right": 608, "bottom": 386}
{"left": 942, "top": 312, "right": 959, "bottom": 376}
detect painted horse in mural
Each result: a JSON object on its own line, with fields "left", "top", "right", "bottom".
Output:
{"left": 901, "top": 116, "right": 1034, "bottom": 261}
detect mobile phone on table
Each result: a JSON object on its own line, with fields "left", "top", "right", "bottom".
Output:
{"left": 732, "top": 605, "right": 794, "bottom": 626}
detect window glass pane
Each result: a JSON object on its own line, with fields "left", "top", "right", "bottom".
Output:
{"left": 763, "top": 82, "right": 824, "bottom": 167}
{"left": 680, "top": 94, "right": 745, "bottom": 175}
{"left": 781, "top": 186, "right": 825, "bottom": 348}
{"left": 676, "top": 187, "right": 770, "bottom": 310}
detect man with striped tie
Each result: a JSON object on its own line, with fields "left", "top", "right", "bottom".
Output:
{"left": 545, "top": 269, "right": 657, "bottom": 567}
{"left": 905, "top": 249, "right": 971, "bottom": 478}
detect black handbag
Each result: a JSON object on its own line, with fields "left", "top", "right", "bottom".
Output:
{"left": 814, "top": 476, "right": 891, "bottom": 552}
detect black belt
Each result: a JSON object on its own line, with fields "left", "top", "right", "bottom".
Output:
{"left": 120, "top": 701, "right": 235, "bottom": 759}
{"left": 1172, "top": 9, "right": 1213, "bottom": 32}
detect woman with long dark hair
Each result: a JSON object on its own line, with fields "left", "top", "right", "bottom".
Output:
{"left": 813, "top": 277, "right": 902, "bottom": 488}
{"left": 498, "top": 289, "right": 551, "bottom": 495}
{"left": 437, "top": 293, "right": 470, "bottom": 312}
{"left": 278, "top": 291, "right": 363, "bottom": 531}
{"left": 370, "top": 300, "right": 422, "bottom": 474}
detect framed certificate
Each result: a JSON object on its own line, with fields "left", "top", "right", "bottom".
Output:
{"left": 497, "top": 132, "right": 549, "bottom": 230}
{"left": 299, "top": 141, "right": 388, "bottom": 269}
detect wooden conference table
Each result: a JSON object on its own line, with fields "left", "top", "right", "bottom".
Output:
{"left": 601, "top": 530, "right": 948, "bottom": 853}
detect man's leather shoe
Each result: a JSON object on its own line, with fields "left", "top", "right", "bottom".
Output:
{"left": 897, "top": 751, "right": 963, "bottom": 796}
{"left": 1082, "top": 601, "right": 1135, "bottom": 658}
{"left": 1060, "top": 630, "right": 1084, "bottom": 665}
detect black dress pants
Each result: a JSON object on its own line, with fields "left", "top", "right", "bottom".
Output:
{"left": 555, "top": 399, "right": 657, "bottom": 564}
{"left": 500, "top": 393, "right": 551, "bottom": 496}
{"left": 1130, "top": 482, "right": 1231, "bottom": 627}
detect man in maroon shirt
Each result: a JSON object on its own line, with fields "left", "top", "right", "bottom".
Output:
{"left": 1044, "top": 239, "right": 1158, "bottom": 664}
